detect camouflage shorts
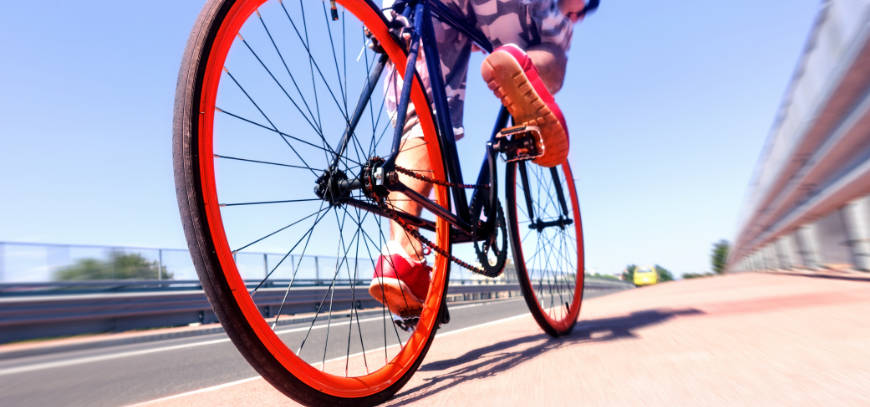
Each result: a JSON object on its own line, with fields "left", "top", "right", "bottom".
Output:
{"left": 384, "top": 0, "right": 574, "bottom": 139}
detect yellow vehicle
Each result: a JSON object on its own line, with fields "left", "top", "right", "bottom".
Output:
{"left": 633, "top": 266, "right": 658, "bottom": 286}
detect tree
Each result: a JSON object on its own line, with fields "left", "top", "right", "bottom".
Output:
{"left": 621, "top": 264, "right": 637, "bottom": 282}
{"left": 54, "top": 251, "right": 172, "bottom": 281}
{"left": 711, "top": 240, "right": 730, "bottom": 274}
{"left": 654, "top": 264, "right": 674, "bottom": 282}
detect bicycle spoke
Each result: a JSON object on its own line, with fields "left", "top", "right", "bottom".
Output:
{"left": 344, "top": 205, "right": 374, "bottom": 374}
{"left": 221, "top": 69, "right": 320, "bottom": 176}
{"left": 216, "top": 107, "right": 362, "bottom": 166}
{"left": 279, "top": 0, "right": 349, "bottom": 122}
{"left": 295, "top": 0, "right": 324, "bottom": 131}
{"left": 232, "top": 207, "right": 328, "bottom": 253}
{"left": 237, "top": 28, "right": 328, "bottom": 150}
{"left": 321, "top": 2, "right": 348, "bottom": 114}
{"left": 273, "top": 205, "right": 333, "bottom": 328}
{"left": 220, "top": 198, "right": 320, "bottom": 207}
{"left": 250, "top": 201, "right": 330, "bottom": 296}
{"left": 255, "top": 10, "right": 323, "bottom": 135}
{"left": 215, "top": 154, "right": 324, "bottom": 171}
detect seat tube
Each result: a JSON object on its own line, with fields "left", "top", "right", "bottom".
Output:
{"left": 419, "top": 1, "right": 470, "bottom": 218}
{"left": 386, "top": 2, "right": 425, "bottom": 165}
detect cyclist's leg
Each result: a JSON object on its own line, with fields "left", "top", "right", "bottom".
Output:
{"left": 370, "top": 13, "right": 473, "bottom": 315}
{"left": 383, "top": 1, "right": 474, "bottom": 260}
{"left": 388, "top": 120, "right": 433, "bottom": 259}
{"left": 525, "top": 0, "right": 574, "bottom": 94}
{"left": 527, "top": 42, "right": 568, "bottom": 94}
{"left": 474, "top": 0, "right": 574, "bottom": 166}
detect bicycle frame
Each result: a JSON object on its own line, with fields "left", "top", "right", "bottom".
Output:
{"left": 336, "top": 0, "right": 515, "bottom": 243}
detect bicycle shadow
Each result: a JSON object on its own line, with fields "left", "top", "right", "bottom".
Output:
{"left": 388, "top": 308, "right": 703, "bottom": 405}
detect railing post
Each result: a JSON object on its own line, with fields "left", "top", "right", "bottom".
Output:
{"left": 775, "top": 237, "right": 794, "bottom": 270}
{"left": 263, "top": 253, "right": 269, "bottom": 281}
{"left": 314, "top": 256, "right": 320, "bottom": 285}
{"left": 796, "top": 223, "right": 821, "bottom": 269}
{"left": 841, "top": 196, "right": 870, "bottom": 271}
{"left": 767, "top": 245, "right": 780, "bottom": 270}
{"left": 158, "top": 249, "right": 164, "bottom": 281}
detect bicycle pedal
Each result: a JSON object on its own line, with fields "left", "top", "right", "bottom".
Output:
{"left": 392, "top": 314, "right": 419, "bottom": 332}
{"left": 494, "top": 124, "right": 544, "bottom": 163}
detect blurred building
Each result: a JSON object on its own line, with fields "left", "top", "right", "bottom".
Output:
{"left": 729, "top": 1, "right": 870, "bottom": 272}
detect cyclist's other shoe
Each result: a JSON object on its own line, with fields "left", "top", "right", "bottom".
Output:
{"left": 481, "top": 44, "right": 569, "bottom": 167}
{"left": 368, "top": 241, "right": 431, "bottom": 317}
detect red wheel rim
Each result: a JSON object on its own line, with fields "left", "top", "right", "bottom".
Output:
{"left": 195, "top": 0, "right": 450, "bottom": 397}
{"left": 514, "top": 162, "right": 584, "bottom": 332}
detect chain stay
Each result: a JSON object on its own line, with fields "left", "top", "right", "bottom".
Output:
{"left": 382, "top": 164, "right": 489, "bottom": 275}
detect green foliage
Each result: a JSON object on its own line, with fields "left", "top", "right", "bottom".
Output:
{"left": 53, "top": 251, "right": 172, "bottom": 281}
{"left": 683, "top": 272, "right": 714, "bottom": 279}
{"left": 654, "top": 265, "right": 674, "bottom": 282}
{"left": 711, "top": 239, "right": 730, "bottom": 274}
{"left": 620, "top": 264, "right": 637, "bottom": 282}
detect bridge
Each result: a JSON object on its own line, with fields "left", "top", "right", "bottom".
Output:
{"left": 729, "top": 0, "right": 870, "bottom": 273}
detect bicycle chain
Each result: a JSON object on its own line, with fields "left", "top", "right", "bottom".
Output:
{"left": 394, "top": 165, "right": 488, "bottom": 190}
{"left": 382, "top": 165, "right": 489, "bottom": 275}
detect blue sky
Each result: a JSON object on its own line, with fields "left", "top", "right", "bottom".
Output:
{"left": 0, "top": 0, "right": 820, "bottom": 277}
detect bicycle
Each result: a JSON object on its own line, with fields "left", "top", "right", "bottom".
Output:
{"left": 173, "top": 0, "right": 593, "bottom": 404}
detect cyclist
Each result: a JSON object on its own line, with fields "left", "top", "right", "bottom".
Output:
{"left": 369, "top": 0, "right": 599, "bottom": 317}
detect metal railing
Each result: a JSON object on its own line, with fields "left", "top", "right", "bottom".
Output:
{"left": 0, "top": 240, "right": 507, "bottom": 284}
{"left": 731, "top": 1, "right": 870, "bottom": 269}
{"left": 0, "top": 278, "right": 631, "bottom": 343}
{"left": 0, "top": 240, "right": 633, "bottom": 342}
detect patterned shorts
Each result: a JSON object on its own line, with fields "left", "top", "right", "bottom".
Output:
{"left": 383, "top": 0, "right": 574, "bottom": 140}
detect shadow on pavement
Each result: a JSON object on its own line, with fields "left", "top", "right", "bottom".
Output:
{"left": 391, "top": 308, "right": 702, "bottom": 405}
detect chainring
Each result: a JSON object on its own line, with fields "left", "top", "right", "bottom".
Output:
{"left": 473, "top": 203, "right": 508, "bottom": 277}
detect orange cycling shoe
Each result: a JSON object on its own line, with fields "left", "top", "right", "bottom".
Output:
{"left": 481, "top": 44, "right": 569, "bottom": 167}
{"left": 368, "top": 241, "right": 431, "bottom": 318}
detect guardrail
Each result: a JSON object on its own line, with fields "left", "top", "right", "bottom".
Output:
{"left": 729, "top": 1, "right": 870, "bottom": 271}
{"left": 0, "top": 278, "right": 631, "bottom": 344}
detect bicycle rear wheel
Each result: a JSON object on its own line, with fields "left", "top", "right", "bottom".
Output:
{"left": 505, "top": 161, "right": 584, "bottom": 336}
{"left": 173, "top": 0, "right": 450, "bottom": 404}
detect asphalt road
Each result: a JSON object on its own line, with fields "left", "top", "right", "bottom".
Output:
{"left": 0, "top": 288, "right": 619, "bottom": 406}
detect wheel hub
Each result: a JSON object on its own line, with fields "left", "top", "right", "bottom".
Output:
{"left": 314, "top": 169, "right": 350, "bottom": 206}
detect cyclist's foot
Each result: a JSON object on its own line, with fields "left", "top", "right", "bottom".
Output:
{"left": 368, "top": 240, "right": 431, "bottom": 318}
{"left": 481, "top": 44, "right": 569, "bottom": 167}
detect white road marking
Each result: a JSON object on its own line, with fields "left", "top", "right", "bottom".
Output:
{"left": 129, "top": 310, "right": 531, "bottom": 406}
{"left": 0, "top": 299, "right": 522, "bottom": 377}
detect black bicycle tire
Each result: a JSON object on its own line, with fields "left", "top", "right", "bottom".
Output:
{"left": 505, "top": 161, "right": 585, "bottom": 337}
{"left": 172, "top": 0, "right": 448, "bottom": 404}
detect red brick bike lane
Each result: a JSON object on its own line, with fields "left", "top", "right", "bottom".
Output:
{"left": 138, "top": 271, "right": 870, "bottom": 406}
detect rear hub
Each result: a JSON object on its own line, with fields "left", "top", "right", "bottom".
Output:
{"left": 314, "top": 169, "right": 350, "bottom": 206}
